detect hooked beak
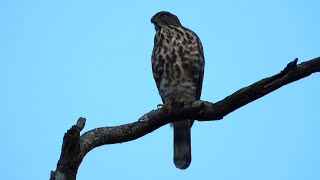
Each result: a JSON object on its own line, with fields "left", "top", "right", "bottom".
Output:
{"left": 151, "top": 16, "right": 157, "bottom": 24}
{"left": 151, "top": 17, "right": 159, "bottom": 31}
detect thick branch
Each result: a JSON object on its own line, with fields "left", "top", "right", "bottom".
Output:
{"left": 51, "top": 57, "right": 320, "bottom": 180}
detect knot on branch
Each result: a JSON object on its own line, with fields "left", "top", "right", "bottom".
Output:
{"left": 283, "top": 58, "right": 298, "bottom": 76}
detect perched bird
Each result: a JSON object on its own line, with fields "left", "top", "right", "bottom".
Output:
{"left": 151, "top": 11, "right": 205, "bottom": 169}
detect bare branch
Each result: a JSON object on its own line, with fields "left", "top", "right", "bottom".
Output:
{"left": 50, "top": 118, "right": 86, "bottom": 180}
{"left": 50, "top": 57, "right": 320, "bottom": 180}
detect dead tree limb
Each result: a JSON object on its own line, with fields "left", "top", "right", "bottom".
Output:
{"left": 50, "top": 57, "right": 320, "bottom": 180}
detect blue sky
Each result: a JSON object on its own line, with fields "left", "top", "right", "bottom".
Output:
{"left": 1, "top": 1, "right": 319, "bottom": 179}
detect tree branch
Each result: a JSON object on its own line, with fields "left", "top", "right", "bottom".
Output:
{"left": 50, "top": 57, "right": 320, "bottom": 180}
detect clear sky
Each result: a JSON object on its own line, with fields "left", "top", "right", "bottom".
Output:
{"left": 1, "top": 0, "right": 319, "bottom": 179}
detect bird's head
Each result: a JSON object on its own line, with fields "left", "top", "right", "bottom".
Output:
{"left": 151, "top": 11, "right": 182, "bottom": 31}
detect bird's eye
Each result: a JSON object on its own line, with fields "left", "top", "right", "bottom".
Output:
{"left": 162, "top": 15, "right": 167, "bottom": 19}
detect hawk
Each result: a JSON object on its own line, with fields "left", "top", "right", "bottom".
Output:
{"left": 151, "top": 11, "right": 205, "bottom": 169}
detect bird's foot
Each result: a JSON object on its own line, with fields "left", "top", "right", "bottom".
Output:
{"left": 157, "top": 99, "right": 193, "bottom": 109}
{"left": 159, "top": 98, "right": 192, "bottom": 109}
{"left": 157, "top": 101, "right": 172, "bottom": 109}
{"left": 170, "top": 98, "right": 192, "bottom": 108}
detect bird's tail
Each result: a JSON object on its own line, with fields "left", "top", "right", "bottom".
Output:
{"left": 173, "top": 120, "right": 191, "bottom": 169}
